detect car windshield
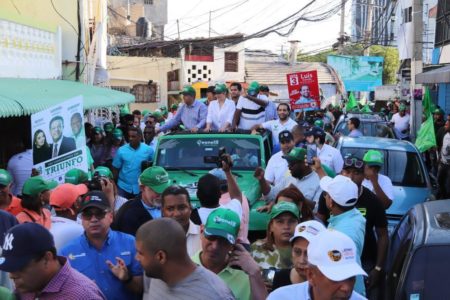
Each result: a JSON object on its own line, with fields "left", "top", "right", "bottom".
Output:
{"left": 336, "top": 120, "right": 394, "bottom": 138}
{"left": 403, "top": 245, "right": 450, "bottom": 299}
{"left": 156, "top": 137, "right": 261, "bottom": 170}
{"left": 340, "top": 148, "right": 426, "bottom": 187}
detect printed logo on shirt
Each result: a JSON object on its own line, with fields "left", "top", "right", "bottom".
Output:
{"left": 68, "top": 253, "right": 87, "bottom": 260}
{"left": 328, "top": 250, "right": 342, "bottom": 262}
{"left": 120, "top": 251, "right": 131, "bottom": 256}
{"left": 357, "top": 207, "right": 367, "bottom": 217}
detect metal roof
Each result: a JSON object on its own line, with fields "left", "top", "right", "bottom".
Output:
{"left": 0, "top": 78, "right": 135, "bottom": 118}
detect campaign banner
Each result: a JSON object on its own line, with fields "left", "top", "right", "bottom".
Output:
{"left": 286, "top": 70, "right": 320, "bottom": 113}
{"left": 31, "top": 96, "right": 87, "bottom": 183}
{"left": 327, "top": 55, "right": 383, "bottom": 91}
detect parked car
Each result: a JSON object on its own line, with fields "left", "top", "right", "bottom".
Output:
{"left": 385, "top": 200, "right": 450, "bottom": 299}
{"left": 335, "top": 136, "right": 434, "bottom": 234}
{"left": 152, "top": 131, "right": 272, "bottom": 232}
{"left": 334, "top": 112, "right": 397, "bottom": 139}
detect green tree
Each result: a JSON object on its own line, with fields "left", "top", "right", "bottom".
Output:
{"left": 297, "top": 44, "right": 399, "bottom": 84}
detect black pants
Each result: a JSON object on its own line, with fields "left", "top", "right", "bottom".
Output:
{"left": 437, "top": 163, "right": 450, "bottom": 199}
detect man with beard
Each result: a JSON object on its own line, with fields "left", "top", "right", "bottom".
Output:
{"left": 136, "top": 218, "right": 235, "bottom": 300}
{"left": 263, "top": 131, "right": 295, "bottom": 185}
{"left": 251, "top": 103, "right": 297, "bottom": 153}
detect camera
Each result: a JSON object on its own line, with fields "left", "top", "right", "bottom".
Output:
{"left": 86, "top": 171, "right": 106, "bottom": 191}
{"left": 203, "top": 147, "right": 232, "bottom": 168}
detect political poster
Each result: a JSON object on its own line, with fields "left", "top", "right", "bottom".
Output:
{"left": 327, "top": 55, "right": 383, "bottom": 92}
{"left": 31, "top": 96, "right": 87, "bottom": 183}
{"left": 286, "top": 70, "right": 320, "bottom": 113}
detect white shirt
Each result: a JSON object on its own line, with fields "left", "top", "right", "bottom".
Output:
{"left": 262, "top": 118, "right": 297, "bottom": 148}
{"left": 186, "top": 220, "right": 202, "bottom": 257}
{"left": 317, "top": 144, "right": 344, "bottom": 174}
{"left": 7, "top": 149, "right": 33, "bottom": 195}
{"left": 236, "top": 95, "right": 268, "bottom": 130}
{"left": 268, "top": 281, "right": 366, "bottom": 300}
{"left": 198, "top": 199, "right": 243, "bottom": 224}
{"left": 206, "top": 98, "right": 236, "bottom": 130}
{"left": 50, "top": 216, "right": 84, "bottom": 251}
{"left": 362, "top": 174, "right": 394, "bottom": 200}
{"left": 391, "top": 113, "right": 410, "bottom": 138}
{"left": 441, "top": 132, "right": 450, "bottom": 164}
{"left": 264, "top": 151, "right": 289, "bottom": 185}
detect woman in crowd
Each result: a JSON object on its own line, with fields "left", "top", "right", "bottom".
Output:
{"left": 251, "top": 201, "right": 299, "bottom": 270}
{"left": 271, "top": 220, "right": 326, "bottom": 290}
{"left": 32, "top": 129, "right": 51, "bottom": 164}
{"left": 88, "top": 126, "right": 107, "bottom": 167}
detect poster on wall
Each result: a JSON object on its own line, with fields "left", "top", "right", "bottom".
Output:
{"left": 31, "top": 96, "right": 87, "bottom": 183}
{"left": 327, "top": 55, "right": 383, "bottom": 92}
{"left": 286, "top": 70, "right": 320, "bottom": 113}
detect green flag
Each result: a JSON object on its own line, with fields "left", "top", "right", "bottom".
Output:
{"left": 361, "top": 104, "right": 372, "bottom": 113}
{"left": 415, "top": 115, "right": 436, "bottom": 152}
{"left": 346, "top": 92, "right": 358, "bottom": 111}
{"left": 422, "top": 87, "right": 436, "bottom": 116}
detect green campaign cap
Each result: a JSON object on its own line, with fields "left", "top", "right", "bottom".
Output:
{"left": 22, "top": 176, "right": 58, "bottom": 197}
{"left": 93, "top": 126, "right": 103, "bottom": 134}
{"left": 314, "top": 119, "right": 324, "bottom": 128}
{"left": 247, "top": 81, "right": 260, "bottom": 95}
{"left": 119, "top": 106, "right": 130, "bottom": 117}
{"left": 139, "top": 166, "right": 171, "bottom": 194}
{"left": 363, "top": 150, "right": 383, "bottom": 166}
{"left": 171, "top": 103, "right": 179, "bottom": 110}
{"left": 103, "top": 122, "right": 114, "bottom": 133}
{"left": 0, "top": 169, "right": 12, "bottom": 187}
{"left": 180, "top": 85, "right": 196, "bottom": 96}
{"left": 142, "top": 109, "right": 150, "bottom": 116}
{"left": 94, "top": 166, "right": 113, "bottom": 179}
{"left": 282, "top": 148, "right": 306, "bottom": 162}
{"left": 214, "top": 83, "right": 228, "bottom": 94}
{"left": 204, "top": 208, "right": 241, "bottom": 244}
{"left": 399, "top": 103, "right": 406, "bottom": 111}
{"left": 160, "top": 106, "right": 167, "bottom": 112}
{"left": 64, "top": 168, "right": 89, "bottom": 185}
{"left": 152, "top": 111, "right": 163, "bottom": 119}
{"left": 112, "top": 128, "right": 123, "bottom": 140}
{"left": 433, "top": 108, "right": 444, "bottom": 115}
{"left": 270, "top": 201, "right": 300, "bottom": 220}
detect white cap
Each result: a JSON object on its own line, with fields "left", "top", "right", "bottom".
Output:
{"left": 319, "top": 175, "right": 358, "bottom": 207}
{"left": 308, "top": 229, "right": 367, "bottom": 281}
{"left": 290, "top": 220, "right": 326, "bottom": 243}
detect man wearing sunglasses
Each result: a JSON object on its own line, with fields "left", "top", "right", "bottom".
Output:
{"left": 60, "top": 191, "right": 143, "bottom": 300}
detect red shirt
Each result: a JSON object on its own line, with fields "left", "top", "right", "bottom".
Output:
{"left": 3, "top": 195, "right": 22, "bottom": 216}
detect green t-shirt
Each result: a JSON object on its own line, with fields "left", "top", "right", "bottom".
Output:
{"left": 192, "top": 251, "right": 251, "bottom": 300}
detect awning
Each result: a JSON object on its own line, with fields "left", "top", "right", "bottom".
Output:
{"left": 0, "top": 78, "right": 135, "bottom": 118}
{"left": 416, "top": 65, "right": 450, "bottom": 84}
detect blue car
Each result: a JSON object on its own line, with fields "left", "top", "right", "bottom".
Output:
{"left": 335, "top": 136, "right": 435, "bottom": 234}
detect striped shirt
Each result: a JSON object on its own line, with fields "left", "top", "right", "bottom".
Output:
{"left": 143, "top": 265, "right": 235, "bottom": 300}
{"left": 236, "top": 95, "right": 268, "bottom": 130}
{"left": 160, "top": 100, "right": 207, "bottom": 132}
{"left": 18, "top": 257, "right": 105, "bottom": 300}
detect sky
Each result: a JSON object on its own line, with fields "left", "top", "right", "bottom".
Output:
{"left": 165, "top": 0, "right": 353, "bottom": 55}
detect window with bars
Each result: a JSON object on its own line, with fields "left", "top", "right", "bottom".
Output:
{"left": 132, "top": 83, "right": 157, "bottom": 103}
{"left": 435, "top": 1, "right": 450, "bottom": 46}
{"left": 224, "top": 52, "right": 238, "bottom": 72}
{"left": 144, "top": 0, "right": 153, "bottom": 5}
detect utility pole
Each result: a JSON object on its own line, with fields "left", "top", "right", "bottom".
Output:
{"left": 176, "top": 19, "right": 180, "bottom": 40}
{"left": 410, "top": 0, "right": 423, "bottom": 140}
{"left": 363, "top": 0, "right": 374, "bottom": 56}
{"left": 338, "top": 0, "right": 346, "bottom": 54}
{"left": 208, "top": 11, "right": 212, "bottom": 38}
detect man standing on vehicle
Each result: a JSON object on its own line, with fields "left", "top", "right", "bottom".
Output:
{"left": 347, "top": 117, "right": 363, "bottom": 137}
{"left": 264, "top": 130, "right": 295, "bottom": 185}
{"left": 232, "top": 81, "right": 268, "bottom": 131}
{"left": 260, "top": 85, "right": 278, "bottom": 121}
{"left": 390, "top": 103, "right": 410, "bottom": 140}
{"left": 267, "top": 230, "right": 367, "bottom": 300}
{"left": 229, "top": 82, "right": 243, "bottom": 105}
{"left": 157, "top": 85, "right": 207, "bottom": 133}
{"left": 362, "top": 150, "right": 394, "bottom": 209}
{"left": 251, "top": 103, "right": 297, "bottom": 153}
{"left": 305, "top": 126, "right": 344, "bottom": 174}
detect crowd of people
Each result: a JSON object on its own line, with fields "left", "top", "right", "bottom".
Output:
{"left": 0, "top": 81, "right": 449, "bottom": 300}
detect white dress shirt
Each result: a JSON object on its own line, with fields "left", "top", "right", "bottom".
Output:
{"left": 206, "top": 98, "right": 236, "bottom": 130}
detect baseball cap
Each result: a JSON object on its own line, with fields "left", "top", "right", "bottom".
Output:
{"left": 279, "top": 130, "right": 294, "bottom": 143}
{"left": 50, "top": 183, "right": 88, "bottom": 211}
{"left": 363, "top": 150, "right": 383, "bottom": 167}
{"left": 112, "top": 128, "right": 123, "bottom": 140}
{"left": 214, "top": 84, "right": 227, "bottom": 94}
{"left": 171, "top": 103, "right": 179, "bottom": 110}
{"left": 319, "top": 175, "right": 358, "bottom": 207}
{"left": 94, "top": 166, "right": 114, "bottom": 179}
{"left": 433, "top": 108, "right": 444, "bottom": 115}
{"left": 209, "top": 168, "right": 227, "bottom": 181}
{"left": 204, "top": 208, "right": 240, "bottom": 244}
{"left": 290, "top": 220, "right": 326, "bottom": 243}
{"left": 260, "top": 85, "right": 269, "bottom": 92}
{"left": 343, "top": 154, "right": 364, "bottom": 170}
{"left": 270, "top": 201, "right": 300, "bottom": 220}
{"left": 93, "top": 126, "right": 103, "bottom": 134}
{"left": 399, "top": 103, "right": 407, "bottom": 111}
{"left": 152, "top": 111, "right": 163, "bottom": 119}
{"left": 305, "top": 126, "right": 326, "bottom": 138}
{"left": 142, "top": 109, "right": 150, "bottom": 116}
{"left": 282, "top": 148, "right": 306, "bottom": 163}
{"left": 180, "top": 85, "right": 196, "bottom": 96}
{"left": 22, "top": 176, "right": 57, "bottom": 197}
{"left": 103, "top": 122, "right": 114, "bottom": 133}
{"left": 80, "top": 190, "right": 110, "bottom": 212}
{"left": 0, "top": 223, "right": 55, "bottom": 272}
{"left": 307, "top": 229, "right": 367, "bottom": 281}
{"left": 65, "top": 168, "right": 89, "bottom": 184}
{"left": 139, "top": 166, "right": 171, "bottom": 194}
{"left": 0, "top": 169, "right": 12, "bottom": 187}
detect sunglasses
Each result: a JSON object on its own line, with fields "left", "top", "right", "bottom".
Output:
{"left": 81, "top": 209, "right": 108, "bottom": 220}
{"left": 344, "top": 158, "right": 364, "bottom": 169}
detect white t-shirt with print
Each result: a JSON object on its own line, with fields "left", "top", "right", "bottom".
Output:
{"left": 236, "top": 95, "right": 268, "bottom": 130}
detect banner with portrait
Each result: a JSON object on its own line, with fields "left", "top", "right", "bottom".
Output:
{"left": 31, "top": 96, "right": 87, "bottom": 183}
{"left": 286, "top": 70, "right": 320, "bottom": 113}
